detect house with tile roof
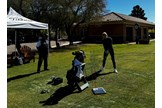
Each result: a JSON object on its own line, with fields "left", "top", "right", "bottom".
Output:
{"left": 75, "top": 12, "right": 155, "bottom": 43}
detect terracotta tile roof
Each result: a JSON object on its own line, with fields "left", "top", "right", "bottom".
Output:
{"left": 101, "top": 12, "right": 154, "bottom": 25}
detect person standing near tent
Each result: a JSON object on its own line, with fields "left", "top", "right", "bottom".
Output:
{"left": 36, "top": 34, "right": 49, "bottom": 73}
{"left": 100, "top": 32, "right": 118, "bottom": 73}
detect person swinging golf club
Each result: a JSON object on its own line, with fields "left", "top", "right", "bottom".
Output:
{"left": 100, "top": 32, "right": 118, "bottom": 73}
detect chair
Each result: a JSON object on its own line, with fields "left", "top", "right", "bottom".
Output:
{"left": 20, "top": 45, "right": 35, "bottom": 63}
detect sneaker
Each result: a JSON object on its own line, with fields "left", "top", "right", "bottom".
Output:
{"left": 44, "top": 69, "right": 49, "bottom": 71}
{"left": 37, "top": 72, "right": 40, "bottom": 74}
{"left": 100, "top": 66, "right": 105, "bottom": 71}
{"left": 114, "top": 69, "right": 118, "bottom": 73}
{"left": 37, "top": 70, "right": 40, "bottom": 73}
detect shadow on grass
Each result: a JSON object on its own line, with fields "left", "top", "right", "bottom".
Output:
{"left": 47, "top": 77, "right": 63, "bottom": 86}
{"left": 39, "top": 85, "right": 80, "bottom": 106}
{"left": 7, "top": 70, "right": 45, "bottom": 82}
{"left": 39, "top": 70, "right": 115, "bottom": 106}
{"left": 85, "top": 70, "right": 115, "bottom": 81}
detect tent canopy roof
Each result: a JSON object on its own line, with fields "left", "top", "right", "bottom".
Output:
{"left": 7, "top": 7, "right": 48, "bottom": 29}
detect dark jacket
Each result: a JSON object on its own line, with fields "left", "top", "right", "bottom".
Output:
{"left": 102, "top": 37, "right": 113, "bottom": 50}
{"left": 38, "top": 39, "right": 48, "bottom": 55}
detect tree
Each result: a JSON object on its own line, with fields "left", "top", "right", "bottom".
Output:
{"left": 60, "top": 0, "right": 106, "bottom": 45}
{"left": 130, "top": 5, "right": 147, "bottom": 20}
{"left": 7, "top": 0, "right": 32, "bottom": 16}
{"left": 8, "top": 0, "right": 55, "bottom": 48}
{"left": 7, "top": 0, "right": 106, "bottom": 46}
{"left": 46, "top": 0, "right": 67, "bottom": 48}
{"left": 28, "top": 0, "right": 52, "bottom": 48}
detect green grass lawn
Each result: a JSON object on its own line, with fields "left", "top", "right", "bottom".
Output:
{"left": 7, "top": 41, "right": 155, "bottom": 108}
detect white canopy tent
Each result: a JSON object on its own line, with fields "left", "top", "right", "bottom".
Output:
{"left": 7, "top": 7, "right": 48, "bottom": 29}
{"left": 7, "top": 7, "right": 49, "bottom": 55}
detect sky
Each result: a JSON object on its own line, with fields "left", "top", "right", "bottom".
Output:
{"left": 105, "top": 0, "right": 155, "bottom": 23}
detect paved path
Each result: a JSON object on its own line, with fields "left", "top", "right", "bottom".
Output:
{"left": 7, "top": 41, "right": 81, "bottom": 54}
{"left": 127, "top": 39, "right": 155, "bottom": 44}
{"left": 7, "top": 39, "right": 155, "bottom": 54}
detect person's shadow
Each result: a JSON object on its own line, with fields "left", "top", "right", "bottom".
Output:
{"left": 7, "top": 70, "right": 45, "bottom": 82}
{"left": 7, "top": 71, "right": 38, "bottom": 82}
{"left": 39, "top": 85, "right": 79, "bottom": 106}
{"left": 39, "top": 70, "right": 115, "bottom": 106}
{"left": 85, "top": 70, "right": 115, "bottom": 81}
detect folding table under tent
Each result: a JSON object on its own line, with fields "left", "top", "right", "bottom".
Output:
{"left": 7, "top": 7, "right": 48, "bottom": 55}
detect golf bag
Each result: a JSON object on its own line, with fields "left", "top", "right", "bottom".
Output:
{"left": 66, "top": 50, "right": 89, "bottom": 91}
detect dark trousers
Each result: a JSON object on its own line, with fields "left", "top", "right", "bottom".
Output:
{"left": 102, "top": 49, "right": 116, "bottom": 69}
{"left": 37, "top": 53, "right": 48, "bottom": 72}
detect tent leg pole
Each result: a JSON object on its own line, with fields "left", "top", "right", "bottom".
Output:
{"left": 47, "top": 29, "right": 50, "bottom": 53}
{"left": 15, "top": 30, "right": 17, "bottom": 57}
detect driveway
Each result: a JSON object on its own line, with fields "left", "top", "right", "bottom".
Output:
{"left": 7, "top": 41, "right": 69, "bottom": 55}
{"left": 7, "top": 41, "right": 82, "bottom": 54}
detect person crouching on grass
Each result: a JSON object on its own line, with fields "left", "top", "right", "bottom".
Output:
{"left": 100, "top": 32, "right": 118, "bottom": 73}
